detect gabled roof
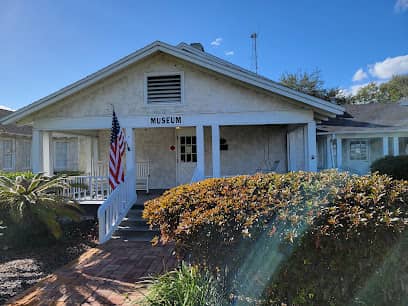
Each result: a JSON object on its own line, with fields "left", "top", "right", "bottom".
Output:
{"left": 1, "top": 41, "right": 344, "bottom": 125}
{"left": 318, "top": 103, "right": 408, "bottom": 134}
{"left": 0, "top": 109, "right": 32, "bottom": 136}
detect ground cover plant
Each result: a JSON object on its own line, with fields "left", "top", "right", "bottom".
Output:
{"left": 141, "top": 262, "right": 226, "bottom": 306}
{"left": 144, "top": 171, "right": 408, "bottom": 305}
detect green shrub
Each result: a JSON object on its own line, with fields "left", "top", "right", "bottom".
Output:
{"left": 144, "top": 171, "right": 408, "bottom": 305}
{"left": 0, "top": 171, "right": 35, "bottom": 180}
{"left": 0, "top": 173, "right": 83, "bottom": 247}
{"left": 371, "top": 155, "right": 408, "bottom": 180}
{"left": 142, "top": 262, "right": 225, "bottom": 306}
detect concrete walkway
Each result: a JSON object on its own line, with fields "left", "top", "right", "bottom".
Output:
{"left": 7, "top": 241, "right": 176, "bottom": 305}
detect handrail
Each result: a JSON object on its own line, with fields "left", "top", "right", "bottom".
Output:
{"left": 97, "top": 169, "right": 137, "bottom": 244}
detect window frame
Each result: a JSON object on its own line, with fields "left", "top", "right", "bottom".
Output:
{"left": 144, "top": 71, "right": 184, "bottom": 105}
{"left": 349, "top": 139, "right": 369, "bottom": 161}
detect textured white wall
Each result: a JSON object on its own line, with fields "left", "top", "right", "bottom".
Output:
{"left": 97, "top": 125, "right": 288, "bottom": 189}
{"left": 23, "top": 53, "right": 309, "bottom": 123}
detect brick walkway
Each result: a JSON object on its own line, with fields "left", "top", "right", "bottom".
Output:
{"left": 7, "top": 241, "right": 176, "bottom": 305}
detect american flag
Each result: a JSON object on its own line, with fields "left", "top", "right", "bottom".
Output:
{"left": 109, "top": 110, "right": 126, "bottom": 189}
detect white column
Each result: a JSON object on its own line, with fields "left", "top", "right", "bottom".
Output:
{"left": 125, "top": 128, "right": 135, "bottom": 171}
{"left": 196, "top": 125, "right": 205, "bottom": 180}
{"left": 211, "top": 124, "right": 221, "bottom": 178}
{"left": 91, "top": 137, "right": 99, "bottom": 176}
{"left": 336, "top": 137, "right": 342, "bottom": 169}
{"left": 307, "top": 122, "right": 317, "bottom": 171}
{"left": 31, "top": 129, "right": 43, "bottom": 173}
{"left": 383, "top": 136, "right": 389, "bottom": 156}
{"left": 326, "top": 135, "right": 333, "bottom": 168}
{"left": 393, "top": 136, "right": 399, "bottom": 156}
{"left": 125, "top": 127, "right": 137, "bottom": 197}
{"left": 42, "top": 131, "right": 53, "bottom": 176}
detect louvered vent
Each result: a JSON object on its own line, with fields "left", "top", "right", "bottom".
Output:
{"left": 147, "top": 74, "right": 182, "bottom": 103}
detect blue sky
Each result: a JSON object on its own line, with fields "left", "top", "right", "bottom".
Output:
{"left": 1, "top": 0, "right": 407, "bottom": 110}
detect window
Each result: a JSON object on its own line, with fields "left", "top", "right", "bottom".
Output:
{"left": 54, "top": 141, "right": 69, "bottom": 171}
{"left": 349, "top": 140, "right": 368, "bottom": 160}
{"left": 54, "top": 139, "right": 79, "bottom": 171}
{"left": 22, "top": 140, "right": 31, "bottom": 170}
{"left": 179, "top": 136, "right": 197, "bottom": 163}
{"left": 2, "top": 139, "right": 14, "bottom": 170}
{"left": 146, "top": 73, "right": 182, "bottom": 104}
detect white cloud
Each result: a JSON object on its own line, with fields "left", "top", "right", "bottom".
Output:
{"left": 368, "top": 54, "right": 408, "bottom": 79}
{"left": 225, "top": 50, "right": 234, "bottom": 56}
{"left": 395, "top": 0, "right": 408, "bottom": 12}
{"left": 0, "top": 105, "right": 15, "bottom": 111}
{"left": 352, "top": 68, "right": 368, "bottom": 82}
{"left": 210, "top": 38, "right": 223, "bottom": 47}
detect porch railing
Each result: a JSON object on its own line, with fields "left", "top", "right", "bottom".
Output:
{"left": 97, "top": 169, "right": 137, "bottom": 244}
{"left": 64, "top": 176, "right": 111, "bottom": 201}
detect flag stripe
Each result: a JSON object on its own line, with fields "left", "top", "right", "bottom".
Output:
{"left": 109, "top": 111, "right": 126, "bottom": 189}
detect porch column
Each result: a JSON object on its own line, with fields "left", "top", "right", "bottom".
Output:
{"left": 382, "top": 136, "right": 389, "bottom": 156}
{"left": 211, "top": 124, "right": 221, "bottom": 178}
{"left": 307, "top": 122, "right": 317, "bottom": 171}
{"left": 326, "top": 135, "right": 333, "bottom": 168}
{"left": 125, "top": 128, "right": 136, "bottom": 191}
{"left": 31, "top": 129, "right": 43, "bottom": 173}
{"left": 336, "top": 137, "right": 342, "bottom": 169}
{"left": 196, "top": 125, "right": 205, "bottom": 180}
{"left": 42, "top": 131, "right": 53, "bottom": 176}
{"left": 393, "top": 136, "right": 399, "bottom": 156}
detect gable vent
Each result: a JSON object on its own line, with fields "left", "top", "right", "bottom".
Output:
{"left": 147, "top": 74, "right": 182, "bottom": 103}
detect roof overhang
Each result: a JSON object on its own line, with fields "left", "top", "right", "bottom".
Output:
{"left": 1, "top": 41, "right": 344, "bottom": 125}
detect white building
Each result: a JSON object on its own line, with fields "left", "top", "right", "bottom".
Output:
{"left": 317, "top": 102, "right": 408, "bottom": 175}
{"left": 1, "top": 41, "right": 344, "bottom": 242}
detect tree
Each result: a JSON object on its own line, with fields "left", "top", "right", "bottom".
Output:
{"left": 351, "top": 82, "right": 388, "bottom": 104}
{"left": 379, "top": 75, "right": 408, "bottom": 102}
{"left": 279, "top": 70, "right": 348, "bottom": 104}
{"left": 351, "top": 75, "right": 408, "bottom": 104}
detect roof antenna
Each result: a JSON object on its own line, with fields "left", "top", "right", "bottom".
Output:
{"left": 250, "top": 32, "right": 258, "bottom": 74}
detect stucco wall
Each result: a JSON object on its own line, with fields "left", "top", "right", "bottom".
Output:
{"left": 23, "top": 53, "right": 309, "bottom": 123}
{"left": 219, "top": 125, "right": 287, "bottom": 176}
{"left": 97, "top": 125, "right": 287, "bottom": 189}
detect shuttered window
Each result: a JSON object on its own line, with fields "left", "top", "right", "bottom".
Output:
{"left": 146, "top": 74, "right": 182, "bottom": 104}
{"left": 1, "top": 139, "right": 14, "bottom": 170}
{"left": 54, "top": 140, "right": 79, "bottom": 171}
{"left": 22, "top": 140, "right": 31, "bottom": 170}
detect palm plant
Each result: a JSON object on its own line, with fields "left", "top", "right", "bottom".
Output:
{"left": 0, "top": 173, "right": 83, "bottom": 239}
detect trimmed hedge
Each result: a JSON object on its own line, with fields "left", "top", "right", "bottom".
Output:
{"left": 371, "top": 155, "right": 408, "bottom": 180}
{"left": 144, "top": 171, "right": 408, "bottom": 305}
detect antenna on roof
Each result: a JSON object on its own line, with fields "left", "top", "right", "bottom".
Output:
{"left": 250, "top": 32, "right": 258, "bottom": 74}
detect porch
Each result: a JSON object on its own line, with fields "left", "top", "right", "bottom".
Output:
{"left": 317, "top": 133, "right": 408, "bottom": 174}
{"left": 33, "top": 123, "right": 317, "bottom": 204}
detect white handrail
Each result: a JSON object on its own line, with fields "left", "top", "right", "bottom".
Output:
{"left": 97, "top": 169, "right": 137, "bottom": 244}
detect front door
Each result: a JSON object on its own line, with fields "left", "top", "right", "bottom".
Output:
{"left": 176, "top": 128, "right": 197, "bottom": 185}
